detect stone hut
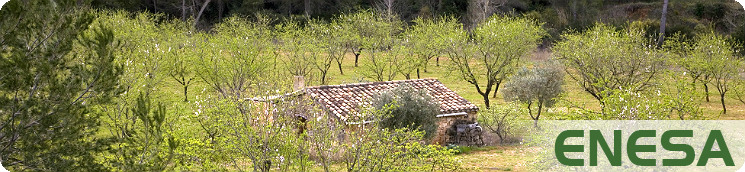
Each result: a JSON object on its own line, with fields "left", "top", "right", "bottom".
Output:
{"left": 248, "top": 78, "right": 480, "bottom": 144}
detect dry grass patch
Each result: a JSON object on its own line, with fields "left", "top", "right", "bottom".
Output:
{"left": 456, "top": 145, "right": 542, "bottom": 171}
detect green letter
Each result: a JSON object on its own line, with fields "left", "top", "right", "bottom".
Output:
{"left": 661, "top": 130, "right": 694, "bottom": 166}
{"left": 555, "top": 130, "right": 584, "bottom": 166}
{"left": 628, "top": 130, "right": 656, "bottom": 166}
{"left": 590, "top": 130, "right": 622, "bottom": 166}
{"left": 697, "top": 130, "right": 734, "bottom": 166}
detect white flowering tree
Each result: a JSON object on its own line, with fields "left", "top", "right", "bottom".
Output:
{"left": 446, "top": 16, "right": 545, "bottom": 109}
{"left": 554, "top": 22, "right": 665, "bottom": 115}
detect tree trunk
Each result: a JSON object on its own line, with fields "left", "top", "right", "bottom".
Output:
{"left": 535, "top": 102, "right": 542, "bottom": 128}
{"left": 437, "top": 0, "right": 443, "bottom": 12}
{"left": 482, "top": 93, "right": 490, "bottom": 109}
{"left": 492, "top": 82, "right": 501, "bottom": 98}
{"left": 477, "top": 81, "right": 494, "bottom": 109}
{"left": 657, "top": 0, "right": 669, "bottom": 47}
{"left": 218, "top": 0, "right": 224, "bottom": 19}
{"left": 181, "top": 0, "right": 187, "bottom": 20}
{"left": 436, "top": 56, "right": 440, "bottom": 66}
{"left": 320, "top": 156, "right": 330, "bottom": 172}
{"left": 704, "top": 83, "right": 710, "bottom": 102}
{"left": 571, "top": 0, "right": 577, "bottom": 22}
{"left": 304, "top": 0, "right": 311, "bottom": 17}
{"left": 721, "top": 93, "right": 727, "bottom": 114}
{"left": 354, "top": 52, "right": 361, "bottom": 67}
{"left": 337, "top": 60, "right": 344, "bottom": 75}
{"left": 194, "top": 0, "right": 212, "bottom": 27}
{"left": 320, "top": 71, "right": 328, "bottom": 85}
{"left": 416, "top": 68, "right": 420, "bottom": 79}
{"left": 496, "top": 131, "right": 504, "bottom": 144}
{"left": 183, "top": 85, "right": 189, "bottom": 102}
{"left": 423, "top": 57, "right": 430, "bottom": 72}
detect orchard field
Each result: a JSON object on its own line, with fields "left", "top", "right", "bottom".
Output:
{"left": 1, "top": 0, "right": 745, "bottom": 171}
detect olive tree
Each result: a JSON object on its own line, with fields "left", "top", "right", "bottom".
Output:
{"left": 554, "top": 22, "right": 665, "bottom": 114}
{"left": 446, "top": 16, "right": 545, "bottom": 109}
{"left": 502, "top": 61, "right": 564, "bottom": 127}
{"left": 371, "top": 84, "right": 440, "bottom": 139}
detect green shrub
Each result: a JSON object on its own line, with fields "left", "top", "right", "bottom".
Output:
{"left": 478, "top": 103, "right": 524, "bottom": 144}
{"left": 502, "top": 61, "right": 564, "bottom": 127}
{"left": 372, "top": 84, "right": 440, "bottom": 139}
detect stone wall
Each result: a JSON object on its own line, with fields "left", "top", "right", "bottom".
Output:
{"left": 431, "top": 111, "right": 478, "bottom": 145}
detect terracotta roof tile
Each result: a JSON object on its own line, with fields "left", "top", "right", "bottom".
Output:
{"left": 305, "top": 78, "right": 479, "bottom": 122}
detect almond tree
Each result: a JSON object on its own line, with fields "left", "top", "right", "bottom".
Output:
{"left": 405, "top": 16, "right": 461, "bottom": 76}
{"left": 357, "top": 12, "right": 404, "bottom": 81}
{"left": 96, "top": 11, "right": 182, "bottom": 171}
{"left": 160, "top": 20, "right": 200, "bottom": 102}
{"left": 693, "top": 31, "right": 741, "bottom": 114}
{"left": 340, "top": 10, "right": 401, "bottom": 68}
{"left": 446, "top": 16, "right": 545, "bottom": 109}
{"left": 554, "top": 22, "right": 665, "bottom": 114}
{"left": 277, "top": 21, "right": 316, "bottom": 81}
{"left": 196, "top": 16, "right": 273, "bottom": 99}
{"left": 670, "top": 31, "right": 742, "bottom": 114}
{"left": 309, "top": 20, "right": 346, "bottom": 84}
{"left": 664, "top": 34, "right": 713, "bottom": 102}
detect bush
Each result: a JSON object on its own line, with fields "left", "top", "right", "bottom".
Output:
{"left": 734, "top": 78, "right": 745, "bottom": 106}
{"left": 478, "top": 103, "right": 524, "bottom": 145}
{"left": 342, "top": 107, "right": 463, "bottom": 171}
{"left": 372, "top": 84, "right": 440, "bottom": 139}
{"left": 600, "top": 72, "right": 705, "bottom": 120}
{"left": 502, "top": 61, "right": 564, "bottom": 127}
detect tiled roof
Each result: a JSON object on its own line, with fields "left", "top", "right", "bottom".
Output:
{"left": 305, "top": 78, "right": 479, "bottom": 122}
